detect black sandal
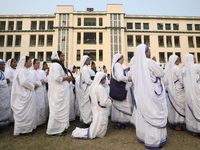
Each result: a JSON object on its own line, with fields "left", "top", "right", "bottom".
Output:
{"left": 120, "top": 124, "right": 129, "bottom": 130}
{"left": 114, "top": 124, "right": 121, "bottom": 130}
{"left": 51, "top": 132, "right": 66, "bottom": 137}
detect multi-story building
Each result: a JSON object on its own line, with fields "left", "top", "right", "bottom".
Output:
{"left": 0, "top": 4, "right": 200, "bottom": 71}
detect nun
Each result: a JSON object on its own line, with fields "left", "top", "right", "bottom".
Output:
{"left": 71, "top": 72, "right": 112, "bottom": 139}
{"left": 130, "top": 44, "right": 168, "bottom": 149}
{"left": 0, "top": 59, "right": 11, "bottom": 127}
{"left": 98, "top": 65, "right": 110, "bottom": 95}
{"left": 11, "top": 56, "right": 39, "bottom": 136}
{"left": 46, "top": 51, "right": 72, "bottom": 137}
{"left": 164, "top": 55, "right": 185, "bottom": 131}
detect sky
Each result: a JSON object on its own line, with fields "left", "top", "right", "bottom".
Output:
{"left": 0, "top": 0, "right": 200, "bottom": 16}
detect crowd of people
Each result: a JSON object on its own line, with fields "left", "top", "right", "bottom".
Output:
{"left": 0, "top": 43, "right": 200, "bottom": 149}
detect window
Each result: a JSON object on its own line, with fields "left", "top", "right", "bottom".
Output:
{"left": 166, "top": 36, "right": 172, "bottom": 47}
{"left": 196, "top": 37, "right": 200, "bottom": 48}
{"left": 197, "top": 53, "right": 200, "bottom": 63}
{"left": 7, "top": 35, "right": 13, "bottom": 47}
{"left": 6, "top": 52, "right": 12, "bottom": 61}
{"left": 29, "top": 52, "right": 35, "bottom": 59}
{"left": 0, "top": 35, "right": 4, "bottom": 47}
{"left": 38, "top": 35, "right": 44, "bottom": 46}
{"left": 143, "top": 23, "right": 149, "bottom": 29}
{"left": 167, "top": 52, "right": 173, "bottom": 61}
{"left": 8, "top": 21, "right": 14, "bottom": 30}
{"left": 83, "top": 50, "right": 96, "bottom": 61}
{"left": 48, "top": 21, "right": 54, "bottom": 29}
{"left": 195, "top": 24, "right": 200, "bottom": 30}
{"left": 99, "top": 50, "right": 103, "bottom": 61}
{"left": 77, "top": 50, "right": 80, "bottom": 61}
{"left": 99, "top": 18, "right": 103, "bottom": 26}
{"left": 30, "top": 35, "right": 36, "bottom": 47}
{"left": 159, "top": 52, "right": 165, "bottom": 63}
{"left": 84, "top": 33, "right": 96, "bottom": 44}
{"left": 174, "top": 36, "right": 180, "bottom": 47}
{"left": 128, "top": 52, "right": 134, "bottom": 63}
{"left": 0, "top": 21, "right": 6, "bottom": 30}
{"left": 84, "top": 18, "right": 96, "bottom": 26}
{"left": 0, "top": 52, "right": 3, "bottom": 59}
{"left": 144, "top": 36, "right": 150, "bottom": 46}
{"left": 77, "top": 32, "right": 81, "bottom": 44}
{"left": 46, "top": 52, "right": 52, "bottom": 62}
{"left": 187, "top": 24, "right": 192, "bottom": 30}
{"left": 188, "top": 36, "right": 194, "bottom": 48}
{"left": 158, "top": 36, "right": 164, "bottom": 47}
{"left": 165, "top": 24, "right": 171, "bottom": 30}
{"left": 157, "top": 23, "right": 163, "bottom": 30}
{"left": 38, "top": 52, "right": 44, "bottom": 61}
{"left": 31, "top": 21, "right": 37, "bottom": 30}
{"left": 15, "top": 35, "right": 21, "bottom": 47}
{"left": 39, "top": 21, "right": 45, "bottom": 30}
{"left": 99, "top": 33, "right": 103, "bottom": 44}
{"left": 136, "top": 35, "right": 141, "bottom": 46}
{"left": 189, "top": 52, "right": 195, "bottom": 55}
{"left": 175, "top": 52, "right": 181, "bottom": 62}
{"left": 135, "top": 23, "right": 141, "bottom": 29}
{"left": 127, "top": 23, "right": 133, "bottom": 29}
{"left": 78, "top": 18, "right": 81, "bottom": 26}
{"left": 16, "top": 21, "right": 22, "bottom": 30}
{"left": 127, "top": 35, "right": 133, "bottom": 47}
{"left": 47, "top": 35, "right": 53, "bottom": 46}
{"left": 173, "top": 24, "right": 179, "bottom": 30}
{"left": 14, "top": 52, "right": 20, "bottom": 61}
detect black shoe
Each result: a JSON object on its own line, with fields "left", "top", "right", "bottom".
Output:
{"left": 51, "top": 132, "right": 66, "bottom": 137}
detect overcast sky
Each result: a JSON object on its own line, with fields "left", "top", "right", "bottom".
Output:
{"left": 0, "top": 0, "right": 200, "bottom": 16}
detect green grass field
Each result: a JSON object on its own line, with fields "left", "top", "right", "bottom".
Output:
{"left": 0, "top": 118, "right": 199, "bottom": 150}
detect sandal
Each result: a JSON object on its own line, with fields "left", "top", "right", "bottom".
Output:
{"left": 120, "top": 124, "right": 129, "bottom": 130}
{"left": 51, "top": 132, "right": 66, "bottom": 137}
{"left": 114, "top": 124, "right": 121, "bottom": 130}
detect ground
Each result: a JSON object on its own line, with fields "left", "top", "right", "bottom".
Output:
{"left": 0, "top": 118, "right": 199, "bottom": 150}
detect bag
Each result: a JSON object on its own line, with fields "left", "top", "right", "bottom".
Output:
{"left": 109, "top": 77, "right": 127, "bottom": 101}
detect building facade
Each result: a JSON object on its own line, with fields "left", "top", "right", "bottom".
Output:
{"left": 0, "top": 4, "right": 200, "bottom": 71}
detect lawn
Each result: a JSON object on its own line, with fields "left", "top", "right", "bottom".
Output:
{"left": 0, "top": 118, "right": 199, "bottom": 150}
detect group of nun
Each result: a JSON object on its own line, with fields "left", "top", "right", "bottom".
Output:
{"left": 1, "top": 43, "right": 200, "bottom": 149}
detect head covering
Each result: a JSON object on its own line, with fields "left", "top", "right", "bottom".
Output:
{"left": 13, "top": 56, "right": 26, "bottom": 80}
{"left": 51, "top": 51, "right": 60, "bottom": 61}
{"left": 89, "top": 72, "right": 106, "bottom": 105}
{"left": 5, "top": 59, "right": 11, "bottom": 70}
{"left": 111, "top": 53, "right": 123, "bottom": 77}
{"left": 131, "top": 44, "right": 167, "bottom": 127}
{"left": 97, "top": 65, "right": 104, "bottom": 73}
{"left": 80, "top": 55, "right": 90, "bottom": 73}
{"left": 0, "top": 59, "right": 5, "bottom": 65}
{"left": 68, "top": 65, "right": 75, "bottom": 72}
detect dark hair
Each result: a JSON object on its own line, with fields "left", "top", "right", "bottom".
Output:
{"left": 91, "top": 61, "right": 95, "bottom": 65}
{"left": 25, "top": 56, "right": 30, "bottom": 62}
{"left": 10, "top": 58, "right": 15, "bottom": 64}
{"left": 43, "top": 61, "right": 47, "bottom": 65}
{"left": 73, "top": 65, "right": 77, "bottom": 69}
{"left": 107, "top": 73, "right": 110, "bottom": 77}
{"left": 51, "top": 51, "right": 67, "bottom": 74}
{"left": 103, "top": 65, "right": 106, "bottom": 69}
{"left": 33, "top": 59, "right": 38, "bottom": 64}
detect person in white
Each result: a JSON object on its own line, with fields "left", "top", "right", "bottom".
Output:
{"left": 130, "top": 44, "right": 168, "bottom": 149}
{"left": 182, "top": 54, "right": 200, "bottom": 136}
{"left": 110, "top": 53, "right": 132, "bottom": 130}
{"left": 11, "top": 56, "right": 39, "bottom": 136}
{"left": 98, "top": 65, "right": 110, "bottom": 95}
{"left": 68, "top": 65, "right": 76, "bottom": 121}
{"left": 30, "top": 59, "right": 46, "bottom": 127}
{"left": 77, "top": 55, "right": 93, "bottom": 127}
{"left": 38, "top": 61, "right": 49, "bottom": 122}
{"left": 4, "top": 58, "right": 17, "bottom": 122}
{"left": 71, "top": 72, "right": 112, "bottom": 139}
{"left": 164, "top": 55, "right": 185, "bottom": 131}
{"left": 46, "top": 51, "right": 72, "bottom": 137}
{"left": 0, "top": 59, "right": 11, "bottom": 127}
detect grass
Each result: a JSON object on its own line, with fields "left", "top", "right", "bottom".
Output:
{"left": 0, "top": 118, "right": 200, "bottom": 150}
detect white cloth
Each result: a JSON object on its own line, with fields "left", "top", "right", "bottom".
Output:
{"left": 11, "top": 56, "right": 36, "bottom": 135}
{"left": 130, "top": 44, "right": 167, "bottom": 149}
{"left": 77, "top": 55, "right": 93, "bottom": 124}
{"left": 0, "top": 70, "right": 11, "bottom": 127}
{"left": 164, "top": 55, "right": 185, "bottom": 125}
{"left": 182, "top": 54, "right": 200, "bottom": 133}
{"left": 71, "top": 72, "right": 112, "bottom": 139}
{"left": 46, "top": 62, "right": 70, "bottom": 135}
{"left": 30, "top": 69, "right": 46, "bottom": 126}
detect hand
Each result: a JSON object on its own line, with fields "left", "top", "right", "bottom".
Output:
{"left": 6, "top": 78, "right": 10, "bottom": 84}
{"left": 34, "top": 84, "right": 39, "bottom": 90}
{"left": 152, "top": 56, "right": 157, "bottom": 62}
{"left": 128, "top": 76, "right": 132, "bottom": 82}
{"left": 109, "top": 97, "right": 114, "bottom": 102}
{"left": 63, "top": 76, "right": 73, "bottom": 82}
{"left": 41, "top": 79, "right": 45, "bottom": 85}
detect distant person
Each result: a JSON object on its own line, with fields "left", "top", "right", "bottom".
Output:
{"left": 90, "top": 61, "right": 96, "bottom": 80}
